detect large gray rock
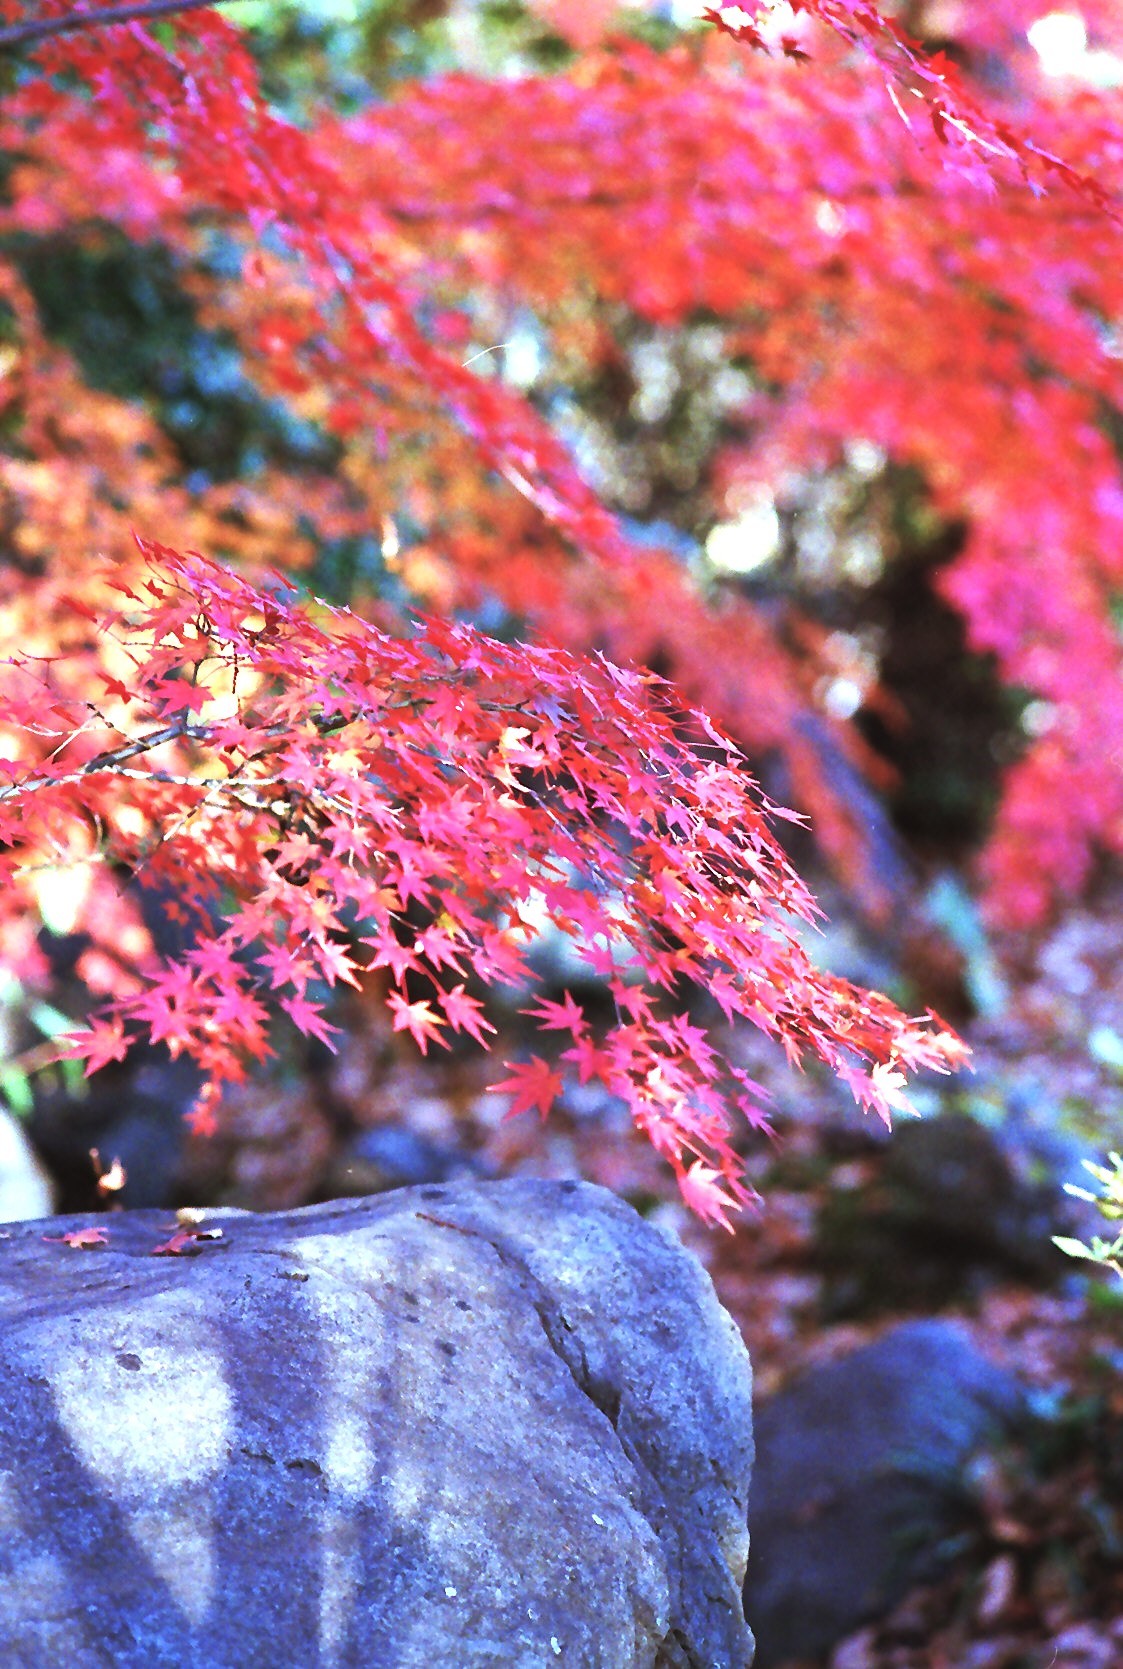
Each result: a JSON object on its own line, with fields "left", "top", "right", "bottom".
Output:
{"left": 746, "top": 1319, "right": 1024, "bottom": 1666}
{"left": 0, "top": 1179, "right": 754, "bottom": 1669}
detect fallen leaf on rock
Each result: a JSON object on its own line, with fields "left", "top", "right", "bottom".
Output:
{"left": 43, "top": 1227, "right": 109, "bottom": 1249}
{"left": 150, "top": 1226, "right": 225, "bottom": 1257}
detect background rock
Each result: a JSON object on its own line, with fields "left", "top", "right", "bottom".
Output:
{"left": 320, "top": 1121, "right": 493, "bottom": 1198}
{"left": 745, "top": 1319, "right": 1025, "bottom": 1667}
{"left": 26, "top": 1046, "right": 198, "bottom": 1211}
{"left": 0, "top": 1179, "right": 754, "bottom": 1669}
{"left": 816, "top": 1110, "right": 1089, "bottom": 1316}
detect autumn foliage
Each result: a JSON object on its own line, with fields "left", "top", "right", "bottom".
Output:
{"left": 3, "top": 0, "right": 1120, "bottom": 1219}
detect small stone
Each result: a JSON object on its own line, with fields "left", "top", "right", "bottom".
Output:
{"left": 975, "top": 1552, "right": 1018, "bottom": 1627}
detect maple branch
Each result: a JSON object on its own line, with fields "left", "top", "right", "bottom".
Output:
{"left": 0, "top": 0, "right": 220, "bottom": 53}
{"left": 0, "top": 719, "right": 191, "bottom": 802}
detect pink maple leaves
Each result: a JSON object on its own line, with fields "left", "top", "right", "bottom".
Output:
{"left": 706, "top": 0, "right": 1117, "bottom": 215}
{"left": 1, "top": 543, "right": 964, "bottom": 1224}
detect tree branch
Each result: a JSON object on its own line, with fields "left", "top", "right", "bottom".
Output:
{"left": 0, "top": 0, "right": 220, "bottom": 53}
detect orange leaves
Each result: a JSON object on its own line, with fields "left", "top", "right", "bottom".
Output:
{"left": 13, "top": 0, "right": 1099, "bottom": 1222}
{"left": 441, "top": 984, "right": 496, "bottom": 1046}
{"left": 301, "top": 24, "right": 1123, "bottom": 925}
{"left": 41, "top": 1221, "right": 227, "bottom": 1255}
{"left": 707, "top": 0, "right": 1118, "bottom": 214}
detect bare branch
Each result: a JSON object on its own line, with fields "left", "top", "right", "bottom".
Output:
{"left": 0, "top": 0, "right": 220, "bottom": 54}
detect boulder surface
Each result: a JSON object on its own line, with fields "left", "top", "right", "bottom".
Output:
{"left": 0, "top": 1179, "right": 754, "bottom": 1669}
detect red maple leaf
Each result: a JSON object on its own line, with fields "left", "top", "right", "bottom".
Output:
{"left": 494, "top": 1056, "right": 565, "bottom": 1121}
{"left": 150, "top": 1226, "right": 225, "bottom": 1256}
{"left": 44, "top": 1226, "right": 109, "bottom": 1249}
{"left": 65, "top": 1017, "right": 130, "bottom": 1075}
{"left": 525, "top": 991, "right": 587, "bottom": 1038}
{"left": 676, "top": 1162, "right": 748, "bottom": 1234}
{"left": 279, "top": 993, "right": 341, "bottom": 1049}
{"left": 440, "top": 983, "right": 496, "bottom": 1045}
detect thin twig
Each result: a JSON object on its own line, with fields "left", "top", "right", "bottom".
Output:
{"left": 0, "top": 0, "right": 219, "bottom": 54}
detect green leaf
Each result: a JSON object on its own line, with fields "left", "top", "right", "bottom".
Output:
{"left": 0, "top": 1064, "right": 33, "bottom": 1119}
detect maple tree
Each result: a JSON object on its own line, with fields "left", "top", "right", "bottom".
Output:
{"left": 2, "top": 0, "right": 1119, "bottom": 1220}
